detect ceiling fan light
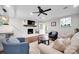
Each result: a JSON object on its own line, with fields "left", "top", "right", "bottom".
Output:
{"left": 30, "top": 12, "right": 34, "bottom": 15}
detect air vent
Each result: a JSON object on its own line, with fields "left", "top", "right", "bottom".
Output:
{"left": 2, "top": 8, "right": 7, "bottom": 12}
{"left": 63, "top": 6, "right": 68, "bottom": 9}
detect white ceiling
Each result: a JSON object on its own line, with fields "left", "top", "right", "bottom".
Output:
{"left": 0, "top": 5, "right": 79, "bottom": 22}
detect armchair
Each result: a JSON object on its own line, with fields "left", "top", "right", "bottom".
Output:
{"left": 2, "top": 42, "right": 29, "bottom": 54}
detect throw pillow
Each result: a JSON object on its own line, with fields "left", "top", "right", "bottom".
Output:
{"left": 53, "top": 38, "right": 66, "bottom": 52}
{"left": 6, "top": 36, "right": 20, "bottom": 44}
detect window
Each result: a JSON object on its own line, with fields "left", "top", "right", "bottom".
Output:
{"left": 60, "top": 17, "right": 71, "bottom": 27}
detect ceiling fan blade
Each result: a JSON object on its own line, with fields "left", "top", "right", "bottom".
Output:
{"left": 32, "top": 12, "right": 39, "bottom": 13}
{"left": 42, "top": 13, "right": 47, "bottom": 15}
{"left": 38, "top": 6, "right": 42, "bottom": 10}
{"left": 38, "top": 6, "right": 43, "bottom": 12}
{"left": 43, "top": 8, "right": 51, "bottom": 12}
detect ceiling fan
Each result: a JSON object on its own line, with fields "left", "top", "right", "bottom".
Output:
{"left": 32, "top": 6, "right": 51, "bottom": 16}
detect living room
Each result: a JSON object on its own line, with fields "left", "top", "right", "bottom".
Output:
{"left": 0, "top": 5, "right": 79, "bottom": 54}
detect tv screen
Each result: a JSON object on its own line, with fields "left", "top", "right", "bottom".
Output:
{"left": 28, "top": 20, "right": 35, "bottom": 25}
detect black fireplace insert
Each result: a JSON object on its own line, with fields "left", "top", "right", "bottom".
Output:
{"left": 28, "top": 29, "right": 33, "bottom": 34}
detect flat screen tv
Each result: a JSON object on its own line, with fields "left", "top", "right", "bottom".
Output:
{"left": 27, "top": 20, "right": 35, "bottom": 25}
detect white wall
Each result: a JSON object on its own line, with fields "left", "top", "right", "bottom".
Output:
{"left": 0, "top": 13, "right": 79, "bottom": 38}
{"left": 9, "top": 17, "right": 38, "bottom": 37}
{"left": 46, "top": 14, "right": 79, "bottom": 37}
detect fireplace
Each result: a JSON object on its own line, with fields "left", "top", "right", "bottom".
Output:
{"left": 28, "top": 29, "right": 33, "bottom": 34}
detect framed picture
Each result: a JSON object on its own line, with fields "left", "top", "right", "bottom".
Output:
{"left": 0, "top": 16, "right": 9, "bottom": 26}
{"left": 51, "top": 22, "right": 56, "bottom": 26}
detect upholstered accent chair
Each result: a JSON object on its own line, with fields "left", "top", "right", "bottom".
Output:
{"left": 2, "top": 38, "right": 29, "bottom": 54}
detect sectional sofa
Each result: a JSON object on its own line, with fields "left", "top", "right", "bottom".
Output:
{"left": 29, "top": 32, "right": 79, "bottom": 54}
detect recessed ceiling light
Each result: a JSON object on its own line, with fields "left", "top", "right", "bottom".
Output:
{"left": 73, "top": 5, "right": 78, "bottom": 8}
